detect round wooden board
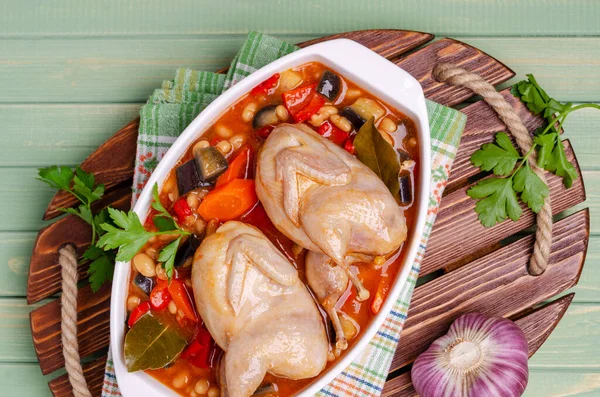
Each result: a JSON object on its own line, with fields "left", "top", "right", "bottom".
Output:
{"left": 27, "top": 30, "right": 589, "bottom": 397}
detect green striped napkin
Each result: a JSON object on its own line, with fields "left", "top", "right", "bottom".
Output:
{"left": 102, "top": 31, "right": 466, "bottom": 397}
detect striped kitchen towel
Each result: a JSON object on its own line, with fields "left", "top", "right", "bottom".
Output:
{"left": 102, "top": 31, "right": 466, "bottom": 397}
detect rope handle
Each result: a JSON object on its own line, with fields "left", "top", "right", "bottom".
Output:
{"left": 433, "top": 63, "right": 552, "bottom": 276}
{"left": 59, "top": 245, "right": 92, "bottom": 397}
{"left": 57, "top": 64, "right": 552, "bottom": 397}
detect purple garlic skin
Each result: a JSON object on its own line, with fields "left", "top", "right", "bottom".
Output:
{"left": 411, "top": 313, "right": 529, "bottom": 397}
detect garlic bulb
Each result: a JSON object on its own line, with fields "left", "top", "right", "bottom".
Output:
{"left": 411, "top": 313, "right": 529, "bottom": 397}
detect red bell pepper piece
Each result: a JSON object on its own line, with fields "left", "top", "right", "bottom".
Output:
{"left": 282, "top": 84, "right": 316, "bottom": 115}
{"left": 167, "top": 279, "right": 198, "bottom": 322}
{"left": 256, "top": 125, "right": 274, "bottom": 139}
{"left": 294, "top": 93, "right": 325, "bottom": 123}
{"left": 318, "top": 121, "right": 349, "bottom": 146}
{"left": 282, "top": 84, "right": 325, "bottom": 122}
{"left": 127, "top": 301, "right": 151, "bottom": 327}
{"left": 344, "top": 138, "right": 356, "bottom": 155}
{"left": 250, "top": 73, "right": 280, "bottom": 96}
{"left": 172, "top": 197, "right": 192, "bottom": 224}
{"left": 216, "top": 146, "right": 252, "bottom": 187}
{"left": 181, "top": 327, "right": 213, "bottom": 368}
{"left": 150, "top": 281, "right": 171, "bottom": 310}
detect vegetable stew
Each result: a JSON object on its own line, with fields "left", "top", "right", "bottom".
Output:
{"left": 124, "top": 62, "right": 419, "bottom": 397}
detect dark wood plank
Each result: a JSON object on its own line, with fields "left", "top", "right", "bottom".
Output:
{"left": 395, "top": 38, "right": 514, "bottom": 106}
{"left": 382, "top": 294, "right": 575, "bottom": 397}
{"left": 389, "top": 209, "right": 588, "bottom": 374}
{"left": 289, "top": 30, "right": 434, "bottom": 61}
{"left": 43, "top": 120, "right": 139, "bottom": 220}
{"left": 30, "top": 284, "right": 112, "bottom": 375}
{"left": 421, "top": 140, "right": 585, "bottom": 277}
{"left": 49, "top": 355, "right": 107, "bottom": 397}
{"left": 43, "top": 29, "right": 434, "bottom": 220}
{"left": 28, "top": 189, "right": 131, "bottom": 304}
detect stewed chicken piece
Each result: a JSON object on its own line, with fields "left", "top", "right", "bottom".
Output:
{"left": 192, "top": 221, "right": 328, "bottom": 397}
{"left": 256, "top": 123, "right": 407, "bottom": 350}
{"left": 306, "top": 251, "right": 349, "bottom": 356}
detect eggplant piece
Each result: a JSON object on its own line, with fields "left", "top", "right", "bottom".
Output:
{"left": 176, "top": 160, "right": 210, "bottom": 196}
{"left": 252, "top": 104, "right": 279, "bottom": 130}
{"left": 317, "top": 71, "right": 341, "bottom": 101}
{"left": 194, "top": 146, "right": 229, "bottom": 183}
{"left": 133, "top": 273, "right": 154, "bottom": 296}
{"left": 253, "top": 384, "right": 277, "bottom": 396}
{"left": 398, "top": 173, "right": 412, "bottom": 205}
{"left": 174, "top": 236, "right": 200, "bottom": 268}
{"left": 397, "top": 149, "right": 412, "bottom": 163}
{"left": 340, "top": 107, "right": 366, "bottom": 130}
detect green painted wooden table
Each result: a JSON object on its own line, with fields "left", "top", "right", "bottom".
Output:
{"left": 1, "top": 1, "right": 599, "bottom": 396}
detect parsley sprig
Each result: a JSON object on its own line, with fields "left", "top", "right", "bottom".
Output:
{"left": 468, "top": 75, "right": 599, "bottom": 227}
{"left": 37, "top": 166, "right": 113, "bottom": 291}
{"left": 38, "top": 166, "right": 187, "bottom": 289}
{"left": 97, "top": 184, "right": 189, "bottom": 278}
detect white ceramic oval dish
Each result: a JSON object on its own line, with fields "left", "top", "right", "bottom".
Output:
{"left": 111, "top": 38, "right": 431, "bottom": 397}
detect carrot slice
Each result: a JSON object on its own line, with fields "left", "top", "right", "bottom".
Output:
{"left": 198, "top": 178, "right": 258, "bottom": 221}
{"left": 167, "top": 279, "right": 197, "bottom": 322}
{"left": 370, "top": 276, "right": 391, "bottom": 315}
{"left": 215, "top": 146, "right": 252, "bottom": 187}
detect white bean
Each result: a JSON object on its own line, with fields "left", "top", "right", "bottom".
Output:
{"left": 127, "top": 296, "right": 141, "bottom": 312}
{"left": 229, "top": 134, "right": 246, "bottom": 150}
{"left": 275, "top": 105, "right": 289, "bottom": 121}
{"left": 330, "top": 114, "right": 352, "bottom": 132}
{"left": 241, "top": 102, "right": 258, "bottom": 122}
{"left": 172, "top": 371, "right": 190, "bottom": 389}
{"left": 132, "top": 253, "right": 156, "bottom": 277}
{"left": 215, "top": 124, "right": 233, "bottom": 139}
{"left": 155, "top": 264, "right": 168, "bottom": 280}
{"left": 194, "top": 379, "right": 210, "bottom": 394}
{"left": 216, "top": 140, "right": 232, "bottom": 155}
{"left": 379, "top": 117, "right": 397, "bottom": 133}
{"left": 207, "top": 386, "right": 220, "bottom": 397}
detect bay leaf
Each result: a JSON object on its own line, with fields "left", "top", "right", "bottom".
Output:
{"left": 124, "top": 313, "right": 187, "bottom": 372}
{"left": 353, "top": 117, "right": 401, "bottom": 200}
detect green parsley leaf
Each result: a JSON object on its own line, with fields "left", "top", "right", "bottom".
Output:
{"left": 37, "top": 166, "right": 74, "bottom": 191}
{"left": 511, "top": 74, "right": 579, "bottom": 187}
{"left": 533, "top": 131, "right": 557, "bottom": 170}
{"left": 467, "top": 177, "right": 522, "bottom": 227}
{"left": 61, "top": 204, "right": 94, "bottom": 225}
{"left": 153, "top": 216, "right": 177, "bottom": 232}
{"left": 151, "top": 184, "right": 171, "bottom": 218}
{"left": 547, "top": 141, "right": 578, "bottom": 188}
{"left": 83, "top": 245, "right": 115, "bottom": 292}
{"left": 98, "top": 208, "right": 153, "bottom": 262}
{"left": 471, "top": 132, "right": 521, "bottom": 176}
{"left": 158, "top": 237, "right": 182, "bottom": 279}
{"left": 544, "top": 98, "right": 571, "bottom": 120}
{"left": 512, "top": 74, "right": 551, "bottom": 115}
{"left": 93, "top": 208, "right": 111, "bottom": 237}
{"left": 73, "top": 174, "right": 104, "bottom": 205}
{"left": 513, "top": 164, "right": 549, "bottom": 213}
{"left": 75, "top": 166, "right": 95, "bottom": 190}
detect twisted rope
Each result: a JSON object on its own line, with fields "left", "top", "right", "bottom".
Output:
{"left": 59, "top": 244, "right": 92, "bottom": 397}
{"left": 433, "top": 63, "right": 552, "bottom": 275}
